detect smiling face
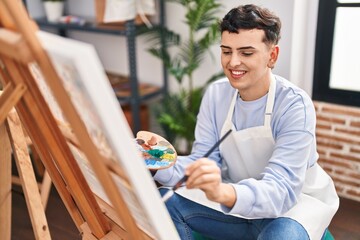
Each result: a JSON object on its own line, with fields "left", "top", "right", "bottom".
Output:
{"left": 220, "top": 29, "right": 279, "bottom": 101}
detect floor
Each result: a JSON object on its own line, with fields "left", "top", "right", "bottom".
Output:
{"left": 10, "top": 184, "right": 360, "bottom": 240}
{"left": 11, "top": 185, "right": 80, "bottom": 240}
{"left": 329, "top": 197, "right": 360, "bottom": 240}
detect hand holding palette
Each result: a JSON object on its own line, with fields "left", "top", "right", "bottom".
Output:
{"left": 135, "top": 131, "right": 177, "bottom": 170}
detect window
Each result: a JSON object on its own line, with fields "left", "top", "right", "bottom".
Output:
{"left": 313, "top": 0, "right": 360, "bottom": 106}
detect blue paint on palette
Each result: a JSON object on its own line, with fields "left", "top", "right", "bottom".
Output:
{"left": 156, "top": 162, "right": 169, "bottom": 166}
{"left": 145, "top": 159, "right": 170, "bottom": 168}
{"left": 145, "top": 160, "right": 157, "bottom": 165}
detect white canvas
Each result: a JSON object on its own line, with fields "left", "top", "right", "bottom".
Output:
{"left": 34, "top": 30, "right": 179, "bottom": 240}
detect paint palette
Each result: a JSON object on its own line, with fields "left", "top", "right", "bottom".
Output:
{"left": 135, "top": 131, "right": 177, "bottom": 170}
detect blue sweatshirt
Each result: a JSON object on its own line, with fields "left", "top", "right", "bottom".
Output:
{"left": 155, "top": 74, "right": 318, "bottom": 218}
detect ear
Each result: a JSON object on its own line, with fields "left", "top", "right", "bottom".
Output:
{"left": 267, "top": 45, "right": 279, "bottom": 69}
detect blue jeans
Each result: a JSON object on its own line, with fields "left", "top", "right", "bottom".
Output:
{"left": 160, "top": 188, "right": 310, "bottom": 240}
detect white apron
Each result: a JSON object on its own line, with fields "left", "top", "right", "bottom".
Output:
{"left": 177, "top": 76, "right": 339, "bottom": 240}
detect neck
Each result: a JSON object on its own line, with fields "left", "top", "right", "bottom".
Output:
{"left": 239, "top": 74, "right": 272, "bottom": 101}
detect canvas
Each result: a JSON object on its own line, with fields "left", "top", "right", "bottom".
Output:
{"left": 31, "top": 30, "right": 179, "bottom": 239}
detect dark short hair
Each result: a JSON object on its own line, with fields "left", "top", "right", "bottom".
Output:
{"left": 220, "top": 4, "right": 281, "bottom": 45}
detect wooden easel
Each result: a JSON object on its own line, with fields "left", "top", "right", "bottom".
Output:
{"left": 9, "top": 118, "right": 53, "bottom": 210}
{"left": 0, "top": 0, "right": 174, "bottom": 239}
{"left": 0, "top": 107, "right": 51, "bottom": 239}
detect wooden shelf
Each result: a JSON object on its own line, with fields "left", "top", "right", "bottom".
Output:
{"left": 107, "top": 72, "right": 162, "bottom": 101}
{"left": 30, "top": 0, "right": 168, "bottom": 133}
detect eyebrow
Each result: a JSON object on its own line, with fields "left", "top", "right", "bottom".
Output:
{"left": 220, "top": 45, "right": 256, "bottom": 50}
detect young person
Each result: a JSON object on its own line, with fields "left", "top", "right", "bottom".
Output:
{"left": 154, "top": 4, "right": 339, "bottom": 240}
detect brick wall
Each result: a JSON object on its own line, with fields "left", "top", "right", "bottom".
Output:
{"left": 314, "top": 101, "right": 360, "bottom": 202}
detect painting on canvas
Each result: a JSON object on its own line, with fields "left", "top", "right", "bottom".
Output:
{"left": 30, "top": 30, "right": 179, "bottom": 239}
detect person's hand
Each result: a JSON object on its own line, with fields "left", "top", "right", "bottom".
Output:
{"left": 185, "top": 158, "right": 236, "bottom": 208}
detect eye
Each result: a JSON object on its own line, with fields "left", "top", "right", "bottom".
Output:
{"left": 241, "top": 52, "right": 253, "bottom": 56}
{"left": 222, "top": 51, "right": 232, "bottom": 55}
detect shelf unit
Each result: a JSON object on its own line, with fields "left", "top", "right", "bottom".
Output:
{"left": 27, "top": 1, "right": 167, "bottom": 134}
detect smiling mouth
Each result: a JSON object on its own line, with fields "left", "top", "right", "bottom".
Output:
{"left": 230, "top": 70, "right": 246, "bottom": 78}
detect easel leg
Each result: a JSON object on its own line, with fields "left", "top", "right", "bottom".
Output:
{"left": 26, "top": 135, "right": 52, "bottom": 209}
{"left": 40, "top": 171, "right": 52, "bottom": 209}
{"left": 14, "top": 128, "right": 52, "bottom": 209}
{"left": 0, "top": 123, "right": 11, "bottom": 240}
{"left": 6, "top": 110, "right": 51, "bottom": 240}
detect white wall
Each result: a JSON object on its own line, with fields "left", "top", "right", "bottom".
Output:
{"left": 290, "top": 0, "right": 319, "bottom": 95}
{"left": 26, "top": 0, "right": 319, "bottom": 95}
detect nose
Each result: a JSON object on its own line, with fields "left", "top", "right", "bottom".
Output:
{"left": 229, "top": 53, "right": 241, "bottom": 67}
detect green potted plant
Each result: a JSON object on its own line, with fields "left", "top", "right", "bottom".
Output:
{"left": 42, "top": 0, "right": 65, "bottom": 22}
{"left": 141, "top": 0, "right": 224, "bottom": 153}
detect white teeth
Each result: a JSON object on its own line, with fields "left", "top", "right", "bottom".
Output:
{"left": 231, "top": 70, "right": 245, "bottom": 75}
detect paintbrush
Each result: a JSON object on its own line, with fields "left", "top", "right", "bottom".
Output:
{"left": 161, "top": 129, "right": 232, "bottom": 202}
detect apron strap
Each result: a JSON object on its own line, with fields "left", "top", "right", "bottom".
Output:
{"left": 225, "top": 90, "right": 238, "bottom": 130}
{"left": 264, "top": 75, "right": 276, "bottom": 127}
